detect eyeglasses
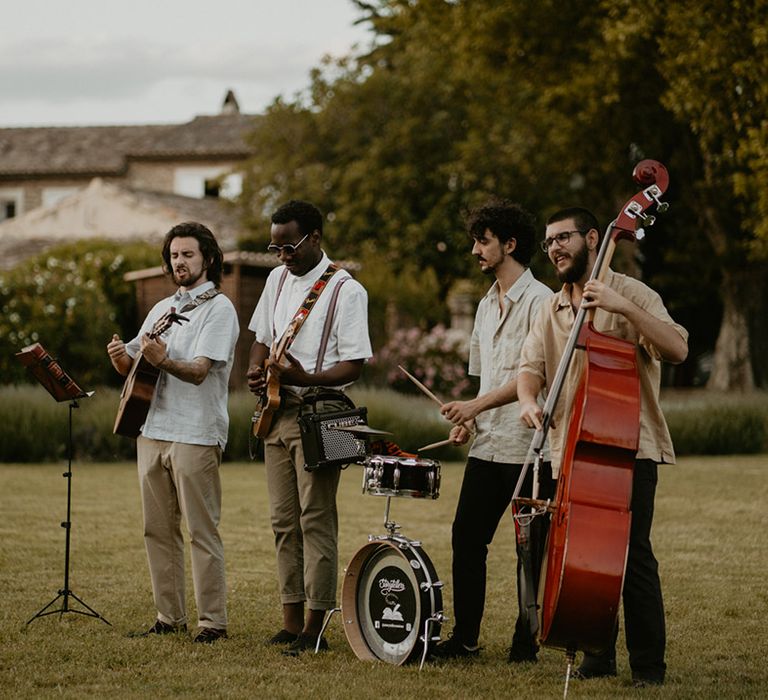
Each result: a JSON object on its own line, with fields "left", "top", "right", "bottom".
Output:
{"left": 267, "top": 233, "right": 309, "bottom": 256}
{"left": 540, "top": 230, "right": 585, "bottom": 252}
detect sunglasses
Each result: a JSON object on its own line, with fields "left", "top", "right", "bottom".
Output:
{"left": 267, "top": 233, "right": 310, "bottom": 256}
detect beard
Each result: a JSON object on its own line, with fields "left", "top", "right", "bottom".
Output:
{"left": 556, "top": 242, "right": 590, "bottom": 284}
{"left": 173, "top": 267, "right": 204, "bottom": 288}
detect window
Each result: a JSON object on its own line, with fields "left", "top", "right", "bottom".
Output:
{"left": 203, "top": 179, "right": 220, "bottom": 198}
{"left": 173, "top": 167, "right": 242, "bottom": 200}
{"left": 0, "top": 188, "right": 23, "bottom": 222}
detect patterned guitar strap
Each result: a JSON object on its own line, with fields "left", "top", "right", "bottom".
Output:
{"left": 178, "top": 287, "right": 220, "bottom": 314}
{"left": 271, "top": 263, "right": 340, "bottom": 359}
{"left": 153, "top": 288, "right": 221, "bottom": 342}
{"left": 248, "top": 264, "right": 340, "bottom": 460}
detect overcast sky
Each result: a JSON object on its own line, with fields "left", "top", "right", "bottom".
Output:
{"left": 0, "top": 0, "right": 372, "bottom": 127}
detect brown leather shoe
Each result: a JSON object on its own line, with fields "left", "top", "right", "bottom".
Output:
{"left": 267, "top": 628, "right": 299, "bottom": 645}
{"left": 193, "top": 627, "right": 228, "bottom": 643}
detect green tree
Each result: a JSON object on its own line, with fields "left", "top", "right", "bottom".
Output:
{"left": 237, "top": 0, "right": 767, "bottom": 388}
{"left": 655, "top": 0, "right": 768, "bottom": 389}
{"left": 0, "top": 240, "right": 157, "bottom": 387}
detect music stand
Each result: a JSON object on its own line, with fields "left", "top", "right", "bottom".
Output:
{"left": 15, "top": 342, "right": 110, "bottom": 625}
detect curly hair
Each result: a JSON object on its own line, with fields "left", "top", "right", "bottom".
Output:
{"left": 161, "top": 221, "right": 224, "bottom": 287}
{"left": 271, "top": 200, "right": 323, "bottom": 236}
{"left": 465, "top": 198, "right": 537, "bottom": 266}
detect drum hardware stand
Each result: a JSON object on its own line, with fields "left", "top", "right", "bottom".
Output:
{"left": 317, "top": 607, "right": 341, "bottom": 653}
{"left": 27, "top": 398, "right": 110, "bottom": 626}
{"left": 418, "top": 611, "right": 447, "bottom": 671}
{"left": 383, "top": 495, "right": 399, "bottom": 535}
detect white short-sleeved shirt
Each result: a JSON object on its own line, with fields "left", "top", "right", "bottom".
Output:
{"left": 125, "top": 281, "right": 240, "bottom": 448}
{"left": 468, "top": 267, "right": 553, "bottom": 463}
{"left": 248, "top": 252, "right": 372, "bottom": 395}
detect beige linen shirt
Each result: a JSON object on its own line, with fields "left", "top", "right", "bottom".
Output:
{"left": 468, "top": 267, "right": 553, "bottom": 463}
{"left": 518, "top": 269, "right": 688, "bottom": 477}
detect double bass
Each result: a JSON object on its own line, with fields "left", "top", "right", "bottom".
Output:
{"left": 512, "top": 160, "right": 670, "bottom": 688}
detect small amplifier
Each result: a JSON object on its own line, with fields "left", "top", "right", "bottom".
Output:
{"left": 298, "top": 407, "right": 369, "bottom": 471}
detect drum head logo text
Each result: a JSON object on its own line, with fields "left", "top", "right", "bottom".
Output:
{"left": 368, "top": 566, "right": 417, "bottom": 644}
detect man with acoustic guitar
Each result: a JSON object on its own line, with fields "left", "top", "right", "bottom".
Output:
{"left": 107, "top": 222, "right": 239, "bottom": 643}
{"left": 246, "top": 200, "right": 372, "bottom": 656}
{"left": 517, "top": 207, "right": 688, "bottom": 687}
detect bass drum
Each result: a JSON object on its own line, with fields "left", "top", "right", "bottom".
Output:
{"left": 342, "top": 536, "right": 443, "bottom": 665}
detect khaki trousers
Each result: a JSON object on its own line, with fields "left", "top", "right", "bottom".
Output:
{"left": 136, "top": 437, "right": 227, "bottom": 629}
{"left": 263, "top": 403, "right": 341, "bottom": 610}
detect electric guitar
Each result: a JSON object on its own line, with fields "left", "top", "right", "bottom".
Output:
{"left": 251, "top": 263, "right": 341, "bottom": 439}
{"left": 113, "top": 308, "right": 188, "bottom": 438}
{"left": 250, "top": 318, "right": 300, "bottom": 438}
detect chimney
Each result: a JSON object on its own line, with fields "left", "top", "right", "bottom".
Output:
{"left": 221, "top": 89, "right": 240, "bottom": 115}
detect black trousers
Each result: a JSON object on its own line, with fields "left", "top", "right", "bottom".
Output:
{"left": 451, "top": 456, "right": 555, "bottom": 652}
{"left": 583, "top": 459, "right": 666, "bottom": 683}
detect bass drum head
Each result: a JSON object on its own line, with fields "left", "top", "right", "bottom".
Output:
{"left": 342, "top": 539, "right": 442, "bottom": 665}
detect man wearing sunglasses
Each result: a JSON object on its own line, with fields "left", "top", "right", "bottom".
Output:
{"left": 518, "top": 207, "right": 688, "bottom": 687}
{"left": 246, "top": 200, "right": 372, "bottom": 656}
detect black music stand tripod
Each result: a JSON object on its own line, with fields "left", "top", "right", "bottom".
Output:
{"left": 27, "top": 397, "right": 110, "bottom": 626}
{"left": 15, "top": 343, "right": 110, "bottom": 626}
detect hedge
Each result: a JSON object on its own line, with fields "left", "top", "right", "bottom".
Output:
{"left": 0, "top": 385, "right": 766, "bottom": 463}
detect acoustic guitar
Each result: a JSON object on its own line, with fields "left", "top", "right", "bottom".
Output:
{"left": 113, "top": 309, "right": 188, "bottom": 438}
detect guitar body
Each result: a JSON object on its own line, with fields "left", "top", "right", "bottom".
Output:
{"left": 113, "top": 354, "right": 161, "bottom": 438}
{"left": 251, "top": 366, "right": 281, "bottom": 438}
{"left": 112, "top": 307, "right": 189, "bottom": 439}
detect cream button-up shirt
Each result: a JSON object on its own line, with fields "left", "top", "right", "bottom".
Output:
{"left": 468, "top": 268, "right": 553, "bottom": 464}
{"left": 518, "top": 269, "right": 689, "bottom": 478}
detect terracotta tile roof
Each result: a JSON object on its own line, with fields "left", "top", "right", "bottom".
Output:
{"left": 0, "top": 113, "right": 258, "bottom": 177}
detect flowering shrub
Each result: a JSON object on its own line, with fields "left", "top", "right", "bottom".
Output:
{"left": 373, "top": 324, "right": 474, "bottom": 399}
{"left": 0, "top": 240, "right": 156, "bottom": 386}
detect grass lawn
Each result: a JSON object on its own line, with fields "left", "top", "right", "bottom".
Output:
{"left": 1, "top": 455, "right": 767, "bottom": 699}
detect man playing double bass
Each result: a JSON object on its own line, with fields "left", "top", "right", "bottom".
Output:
{"left": 517, "top": 207, "right": 688, "bottom": 687}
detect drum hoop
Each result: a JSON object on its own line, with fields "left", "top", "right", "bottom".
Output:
{"left": 366, "top": 455, "right": 439, "bottom": 467}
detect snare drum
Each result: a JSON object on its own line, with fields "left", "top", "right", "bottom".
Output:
{"left": 362, "top": 456, "right": 441, "bottom": 499}
{"left": 341, "top": 535, "right": 443, "bottom": 665}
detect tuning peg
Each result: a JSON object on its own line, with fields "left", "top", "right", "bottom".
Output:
{"left": 646, "top": 183, "right": 669, "bottom": 213}
{"left": 636, "top": 228, "right": 646, "bottom": 241}
{"left": 626, "top": 200, "right": 656, "bottom": 225}
{"left": 631, "top": 207, "right": 656, "bottom": 226}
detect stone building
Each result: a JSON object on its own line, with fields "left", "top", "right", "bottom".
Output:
{"left": 0, "top": 90, "right": 255, "bottom": 224}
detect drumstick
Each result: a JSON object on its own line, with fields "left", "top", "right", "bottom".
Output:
{"left": 398, "top": 365, "right": 476, "bottom": 435}
{"left": 418, "top": 438, "right": 454, "bottom": 452}
{"left": 398, "top": 365, "right": 444, "bottom": 407}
